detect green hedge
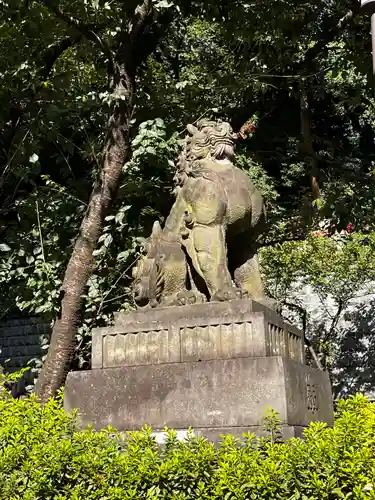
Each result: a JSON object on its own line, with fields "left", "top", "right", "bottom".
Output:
{"left": 0, "top": 379, "right": 374, "bottom": 499}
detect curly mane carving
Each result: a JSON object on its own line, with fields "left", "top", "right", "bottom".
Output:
{"left": 185, "top": 120, "right": 236, "bottom": 164}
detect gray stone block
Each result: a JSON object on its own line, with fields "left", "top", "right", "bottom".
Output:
{"left": 64, "top": 356, "right": 333, "bottom": 432}
{"left": 65, "top": 300, "right": 333, "bottom": 439}
{"left": 107, "top": 426, "right": 306, "bottom": 446}
{"left": 150, "top": 426, "right": 306, "bottom": 443}
{"left": 92, "top": 299, "right": 304, "bottom": 369}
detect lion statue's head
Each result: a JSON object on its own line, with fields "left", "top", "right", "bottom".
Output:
{"left": 185, "top": 119, "right": 236, "bottom": 162}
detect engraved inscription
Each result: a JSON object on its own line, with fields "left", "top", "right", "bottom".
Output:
{"left": 306, "top": 374, "right": 318, "bottom": 413}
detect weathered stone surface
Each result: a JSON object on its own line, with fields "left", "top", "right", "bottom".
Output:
{"left": 67, "top": 296, "right": 333, "bottom": 439}
{"left": 0, "top": 317, "right": 50, "bottom": 395}
{"left": 107, "top": 426, "right": 306, "bottom": 446}
{"left": 113, "top": 298, "right": 270, "bottom": 326}
{"left": 150, "top": 425, "right": 306, "bottom": 443}
{"left": 131, "top": 120, "right": 274, "bottom": 309}
{"left": 92, "top": 299, "right": 304, "bottom": 369}
{"left": 64, "top": 356, "right": 333, "bottom": 432}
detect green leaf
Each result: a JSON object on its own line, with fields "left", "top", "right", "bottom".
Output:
{"left": 29, "top": 153, "right": 39, "bottom": 164}
{"left": 103, "top": 234, "right": 113, "bottom": 248}
{"left": 146, "top": 146, "right": 157, "bottom": 155}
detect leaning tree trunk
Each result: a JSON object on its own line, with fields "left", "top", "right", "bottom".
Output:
{"left": 34, "top": 0, "right": 174, "bottom": 402}
{"left": 34, "top": 67, "right": 135, "bottom": 402}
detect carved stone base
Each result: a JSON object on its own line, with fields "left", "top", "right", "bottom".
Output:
{"left": 64, "top": 356, "right": 333, "bottom": 433}
{"left": 92, "top": 299, "right": 305, "bottom": 370}
{"left": 64, "top": 299, "right": 333, "bottom": 438}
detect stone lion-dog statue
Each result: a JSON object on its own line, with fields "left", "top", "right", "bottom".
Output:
{"left": 132, "top": 119, "right": 274, "bottom": 309}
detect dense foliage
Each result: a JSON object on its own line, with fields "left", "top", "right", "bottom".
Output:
{"left": 262, "top": 231, "right": 375, "bottom": 396}
{"left": 0, "top": 374, "right": 374, "bottom": 499}
{"left": 1, "top": 0, "right": 375, "bottom": 394}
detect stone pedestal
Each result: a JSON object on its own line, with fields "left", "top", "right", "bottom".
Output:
{"left": 64, "top": 299, "right": 334, "bottom": 439}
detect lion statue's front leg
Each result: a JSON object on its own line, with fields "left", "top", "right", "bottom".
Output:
{"left": 180, "top": 177, "right": 237, "bottom": 302}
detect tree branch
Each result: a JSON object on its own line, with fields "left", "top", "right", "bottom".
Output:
{"left": 229, "top": 5, "right": 361, "bottom": 128}
{"left": 117, "top": 1, "right": 174, "bottom": 74}
{"left": 39, "top": 34, "right": 82, "bottom": 80}
{"left": 296, "top": 4, "right": 360, "bottom": 74}
{"left": 133, "top": 10, "right": 175, "bottom": 69}
{"left": 339, "top": 0, "right": 361, "bottom": 27}
{"left": 1, "top": 33, "right": 81, "bottom": 140}
{"left": 129, "top": 0, "right": 154, "bottom": 44}
{"left": 0, "top": 34, "right": 82, "bottom": 206}
{"left": 282, "top": 301, "right": 324, "bottom": 371}
{"left": 260, "top": 234, "right": 307, "bottom": 248}
{"left": 324, "top": 298, "right": 344, "bottom": 343}
{"left": 40, "top": 0, "right": 112, "bottom": 63}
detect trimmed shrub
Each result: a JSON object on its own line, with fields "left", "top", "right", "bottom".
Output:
{"left": 0, "top": 375, "right": 374, "bottom": 499}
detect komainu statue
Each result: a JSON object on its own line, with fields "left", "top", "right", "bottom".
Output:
{"left": 132, "top": 119, "right": 272, "bottom": 308}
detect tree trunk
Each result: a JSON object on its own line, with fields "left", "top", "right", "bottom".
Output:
{"left": 34, "top": 66, "right": 135, "bottom": 402}
{"left": 299, "top": 82, "right": 320, "bottom": 202}
{"left": 33, "top": 0, "right": 174, "bottom": 402}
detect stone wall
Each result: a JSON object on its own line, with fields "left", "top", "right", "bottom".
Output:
{"left": 0, "top": 317, "right": 50, "bottom": 393}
